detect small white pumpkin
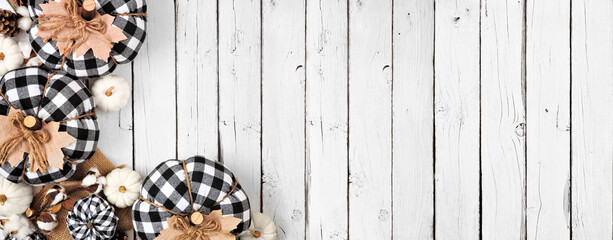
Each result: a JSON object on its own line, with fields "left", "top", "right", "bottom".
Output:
{"left": 91, "top": 75, "right": 131, "bottom": 112}
{"left": 0, "top": 36, "right": 23, "bottom": 76}
{"left": 240, "top": 211, "right": 277, "bottom": 240}
{"left": 0, "top": 177, "right": 33, "bottom": 217}
{"left": 103, "top": 168, "right": 142, "bottom": 208}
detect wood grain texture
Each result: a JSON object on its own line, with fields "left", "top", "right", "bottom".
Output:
{"left": 89, "top": 0, "right": 613, "bottom": 238}
{"left": 526, "top": 0, "right": 571, "bottom": 239}
{"left": 480, "top": 0, "right": 526, "bottom": 238}
{"left": 392, "top": 0, "right": 434, "bottom": 239}
{"left": 348, "top": 0, "right": 393, "bottom": 239}
{"left": 218, "top": 0, "right": 262, "bottom": 210}
{"left": 305, "top": 0, "right": 348, "bottom": 239}
{"left": 571, "top": 0, "right": 613, "bottom": 238}
{"left": 261, "top": 0, "right": 306, "bottom": 239}
{"left": 132, "top": 0, "right": 177, "bottom": 174}
{"left": 176, "top": 0, "right": 219, "bottom": 161}
{"left": 94, "top": 64, "right": 133, "bottom": 168}
{"left": 434, "top": 0, "right": 481, "bottom": 238}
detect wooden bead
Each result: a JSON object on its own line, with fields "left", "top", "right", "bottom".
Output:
{"left": 190, "top": 212, "right": 204, "bottom": 225}
{"left": 23, "top": 116, "right": 42, "bottom": 130}
{"left": 81, "top": 0, "right": 96, "bottom": 20}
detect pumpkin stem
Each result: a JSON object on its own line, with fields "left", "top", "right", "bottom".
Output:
{"left": 0, "top": 194, "right": 6, "bottom": 206}
{"left": 105, "top": 86, "right": 115, "bottom": 96}
{"left": 250, "top": 230, "right": 261, "bottom": 238}
{"left": 118, "top": 186, "right": 126, "bottom": 193}
{"left": 0, "top": 52, "right": 5, "bottom": 61}
{"left": 81, "top": 0, "right": 96, "bottom": 20}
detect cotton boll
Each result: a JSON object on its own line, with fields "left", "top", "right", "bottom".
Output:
{"left": 15, "top": 31, "right": 31, "bottom": 58}
{"left": 15, "top": 7, "right": 32, "bottom": 31}
{"left": 91, "top": 75, "right": 130, "bottom": 112}
{"left": 36, "top": 212, "right": 57, "bottom": 235}
{"left": 45, "top": 186, "right": 66, "bottom": 206}
{"left": 3, "top": 214, "right": 36, "bottom": 240}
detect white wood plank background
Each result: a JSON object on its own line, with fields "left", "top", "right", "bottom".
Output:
{"left": 94, "top": 0, "right": 613, "bottom": 238}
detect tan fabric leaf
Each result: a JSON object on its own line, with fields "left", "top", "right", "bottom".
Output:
{"left": 39, "top": 0, "right": 68, "bottom": 16}
{"left": 204, "top": 210, "right": 242, "bottom": 234}
{"left": 1, "top": 108, "right": 28, "bottom": 167}
{"left": 42, "top": 121, "right": 76, "bottom": 170}
{"left": 35, "top": 0, "right": 127, "bottom": 62}
{"left": 154, "top": 216, "right": 185, "bottom": 240}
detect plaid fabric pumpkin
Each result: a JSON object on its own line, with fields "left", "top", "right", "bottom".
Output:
{"left": 66, "top": 195, "right": 118, "bottom": 240}
{"left": 28, "top": 0, "right": 147, "bottom": 78}
{"left": 6, "top": 232, "right": 47, "bottom": 240}
{"left": 132, "top": 157, "right": 251, "bottom": 240}
{"left": 0, "top": 67, "right": 99, "bottom": 185}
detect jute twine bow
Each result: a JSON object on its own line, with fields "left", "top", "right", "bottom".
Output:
{"left": 139, "top": 160, "right": 240, "bottom": 240}
{"left": 36, "top": 0, "right": 147, "bottom": 66}
{"left": 0, "top": 73, "right": 96, "bottom": 174}
{"left": 37, "top": 0, "right": 106, "bottom": 67}
{"left": 0, "top": 110, "right": 51, "bottom": 171}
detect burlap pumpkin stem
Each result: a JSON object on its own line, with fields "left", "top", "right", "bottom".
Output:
{"left": 0, "top": 9, "right": 19, "bottom": 37}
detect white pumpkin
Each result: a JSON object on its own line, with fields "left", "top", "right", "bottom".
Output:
{"left": 0, "top": 177, "right": 33, "bottom": 217}
{"left": 240, "top": 211, "right": 277, "bottom": 240}
{"left": 0, "top": 36, "right": 23, "bottom": 76}
{"left": 91, "top": 75, "right": 131, "bottom": 112}
{"left": 103, "top": 168, "right": 142, "bottom": 208}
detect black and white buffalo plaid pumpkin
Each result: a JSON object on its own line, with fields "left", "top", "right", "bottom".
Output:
{"left": 28, "top": 0, "right": 147, "bottom": 78}
{"left": 67, "top": 195, "right": 119, "bottom": 239}
{"left": 132, "top": 156, "right": 251, "bottom": 240}
{"left": 0, "top": 67, "right": 99, "bottom": 185}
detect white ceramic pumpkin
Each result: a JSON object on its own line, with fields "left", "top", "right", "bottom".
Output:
{"left": 103, "top": 168, "right": 142, "bottom": 208}
{"left": 0, "top": 177, "right": 33, "bottom": 217}
{"left": 0, "top": 37, "right": 23, "bottom": 76}
{"left": 91, "top": 75, "right": 131, "bottom": 112}
{"left": 240, "top": 211, "right": 277, "bottom": 240}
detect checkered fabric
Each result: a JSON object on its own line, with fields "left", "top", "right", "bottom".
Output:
{"left": 132, "top": 157, "right": 251, "bottom": 240}
{"left": 6, "top": 232, "right": 47, "bottom": 240}
{"left": 67, "top": 195, "right": 118, "bottom": 240}
{"left": 0, "top": 67, "right": 99, "bottom": 185}
{"left": 29, "top": 0, "right": 147, "bottom": 78}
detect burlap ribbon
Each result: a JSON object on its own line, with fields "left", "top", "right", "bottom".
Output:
{"left": 31, "top": 150, "right": 134, "bottom": 240}
{"left": 0, "top": 74, "right": 96, "bottom": 175}
{"left": 138, "top": 160, "right": 240, "bottom": 240}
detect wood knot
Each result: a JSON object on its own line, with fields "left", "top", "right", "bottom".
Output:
{"left": 118, "top": 185, "right": 126, "bottom": 193}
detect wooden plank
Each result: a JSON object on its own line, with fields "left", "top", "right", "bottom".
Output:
{"left": 132, "top": 0, "right": 176, "bottom": 174}
{"left": 176, "top": 0, "right": 218, "bottom": 161}
{"left": 348, "top": 0, "right": 392, "bottom": 238}
{"left": 392, "top": 0, "right": 434, "bottom": 239}
{"left": 218, "top": 0, "right": 262, "bottom": 211}
{"left": 305, "top": 0, "right": 348, "bottom": 239}
{"left": 526, "top": 0, "right": 571, "bottom": 239}
{"left": 480, "top": 0, "right": 526, "bottom": 238}
{"left": 261, "top": 0, "right": 306, "bottom": 239}
{"left": 93, "top": 64, "right": 133, "bottom": 168}
{"left": 571, "top": 0, "right": 613, "bottom": 238}
{"left": 433, "top": 0, "right": 481, "bottom": 239}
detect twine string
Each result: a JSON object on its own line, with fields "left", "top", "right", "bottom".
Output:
{"left": 138, "top": 160, "right": 240, "bottom": 240}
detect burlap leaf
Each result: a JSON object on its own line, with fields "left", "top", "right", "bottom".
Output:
{"left": 0, "top": 107, "right": 76, "bottom": 173}
{"left": 36, "top": 0, "right": 127, "bottom": 61}
{"left": 155, "top": 210, "right": 241, "bottom": 240}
